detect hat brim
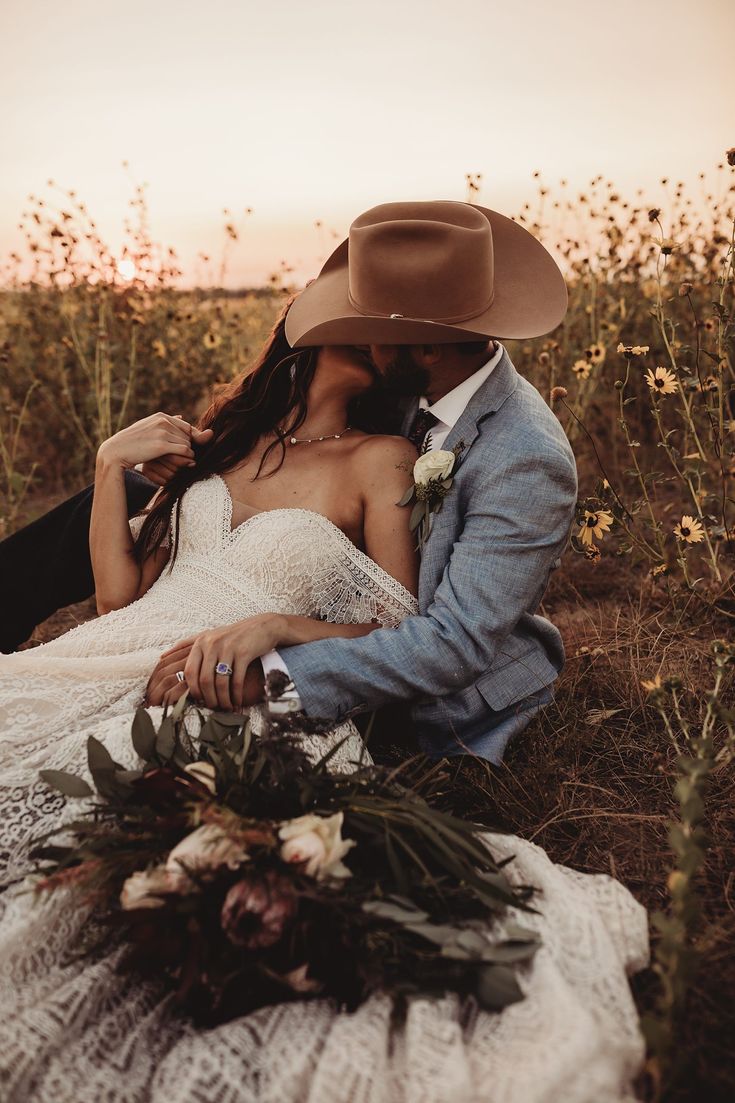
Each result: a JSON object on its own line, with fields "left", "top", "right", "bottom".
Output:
{"left": 284, "top": 204, "right": 568, "bottom": 347}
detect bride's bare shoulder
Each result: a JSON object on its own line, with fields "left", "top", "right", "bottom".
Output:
{"left": 348, "top": 434, "right": 417, "bottom": 506}
{"left": 350, "top": 432, "right": 418, "bottom": 468}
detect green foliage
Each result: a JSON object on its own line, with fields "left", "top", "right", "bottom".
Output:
{"left": 639, "top": 640, "right": 735, "bottom": 1096}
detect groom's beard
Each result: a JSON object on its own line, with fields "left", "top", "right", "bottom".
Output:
{"left": 379, "top": 348, "right": 431, "bottom": 397}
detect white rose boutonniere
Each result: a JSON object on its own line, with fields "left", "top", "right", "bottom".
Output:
{"left": 397, "top": 443, "right": 464, "bottom": 550}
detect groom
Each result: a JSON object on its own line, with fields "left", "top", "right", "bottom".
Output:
{"left": 0, "top": 200, "right": 577, "bottom": 764}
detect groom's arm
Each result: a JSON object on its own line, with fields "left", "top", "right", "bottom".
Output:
{"left": 0, "top": 469, "right": 155, "bottom": 653}
{"left": 278, "top": 446, "right": 577, "bottom": 723}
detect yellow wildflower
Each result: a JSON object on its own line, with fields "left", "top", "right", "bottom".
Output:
{"left": 578, "top": 509, "right": 614, "bottom": 546}
{"left": 645, "top": 366, "right": 677, "bottom": 396}
{"left": 641, "top": 674, "right": 663, "bottom": 692}
{"left": 617, "top": 343, "right": 649, "bottom": 357}
{"left": 586, "top": 344, "right": 606, "bottom": 365}
{"left": 571, "top": 359, "right": 592, "bottom": 380}
{"left": 653, "top": 237, "right": 680, "bottom": 255}
{"left": 673, "top": 515, "right": 705, "bottom": 544}
{"left": 203, "top": 331, "right": 222, "bottom": 350}
{"left": 152, "top": 339, "right": 167, "bottom": 359}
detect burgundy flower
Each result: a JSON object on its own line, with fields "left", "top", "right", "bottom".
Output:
{"left": 221, "top": 871, "right": 296, "bottom": 949}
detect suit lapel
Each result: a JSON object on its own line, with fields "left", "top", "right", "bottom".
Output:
{"left": 416, "top": 349, "right": 520, "bottom": 600}
{"left": 441, "top": 348, "right": 519, "bottom": 463}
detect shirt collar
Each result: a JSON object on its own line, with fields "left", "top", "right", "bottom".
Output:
{"left": 418, "top": 340, "right": 505, "bottom": 431}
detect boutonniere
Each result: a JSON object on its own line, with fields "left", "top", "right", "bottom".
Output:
{"left": 397, "top": 442, "right": 464, "bottom": 550}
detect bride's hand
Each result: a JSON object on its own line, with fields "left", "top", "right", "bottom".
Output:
{"left": 184, "top": 614, "right": 285, "bottom": 712}
{"left": 144, "top": 637, "right": 198, "bottom": 708}
{"left": 97, "top": 412, "right": 213, "bottom": 471}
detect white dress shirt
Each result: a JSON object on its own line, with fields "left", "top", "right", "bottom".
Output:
{"left": 416, "top": 340, "right": 504, "bottom": 450}
{"left": 260, "top": 341, "right": 506, "bottom": 708}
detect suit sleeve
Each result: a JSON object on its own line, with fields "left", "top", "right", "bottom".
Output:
{"left": 279, "top": 447, "right": 578, "bottom": 723}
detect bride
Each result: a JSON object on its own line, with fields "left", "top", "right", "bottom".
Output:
{"left": 0, "top": 301, "right": 648, "bottom": 1103}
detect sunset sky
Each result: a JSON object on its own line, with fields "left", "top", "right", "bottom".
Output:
{"left": 1, "top": 0, "right": 733, "bottom": 286}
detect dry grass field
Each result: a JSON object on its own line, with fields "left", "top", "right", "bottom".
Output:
{"left": 1, "top": 162, "right": 734, "bottom": 1101}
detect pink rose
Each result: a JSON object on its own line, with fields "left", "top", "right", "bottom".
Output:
{"left": 221, "top": 870, "right": 296, "bottom": 949}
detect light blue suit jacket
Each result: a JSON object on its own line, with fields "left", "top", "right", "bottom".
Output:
{"left": 280, "top": 347, "right": 578, "bottom": 762}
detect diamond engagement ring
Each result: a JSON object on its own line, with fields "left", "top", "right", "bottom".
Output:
{"left": 175, "top": 671, "right": 186, "bottom": 684}
{"left": 215, "top": 661, "right": 234, "bottom": 676}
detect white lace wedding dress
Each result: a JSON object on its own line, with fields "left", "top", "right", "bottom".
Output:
{"left": 0, "top": 473, "right": 649, "bottom": 1103}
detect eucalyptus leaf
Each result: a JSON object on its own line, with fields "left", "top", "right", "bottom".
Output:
{"left": 131, "top": 709, "right": 156, "bottom": 761}
{"left": 409, "top": 502, "right": 425, "bottom": 531}
{"left": 211, "top": 712, "right": 250, "bottom": 728}
{"left": 362, "top": 899, "right": 429, "bottom": 925}
{"left": 455, "top": 929, "right": 491, "bottom": 956}
{"left": 441, "top": 944, "right": 472, "bottom": 960}
{"left": 480, "top": 941, "right": 540, "bottom": 964}
{"left": 502, "top": 921, "right": 540, "bottom": 942}
{"left": 171, "top": 690, "right": 190, "bottom": 723}
{"left": 114, "top": 769, "right": 143, "bottom": 785}
{"left": 404, "top": 922, "right": 459, "bottom": 946}
{"left": 39, "top": 770, "right": 94, "bottom": 799}
{"left": 86, "top": 736, "right": 116, "bottom": 774}
{"left": 155, "top": 717, "right": 176, "bottom": 760}
{"left": 475, "top": 964, "right": 525, "bottom": 1010}
{"left": 397, "top": 486, "right": 415, "bottom": 508}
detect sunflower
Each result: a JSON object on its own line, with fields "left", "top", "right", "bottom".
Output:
{"left": 571, "top": 359, "right": 592, "bottom": 380}
{"left": 578, "top": 509, "right": 614, "bottom": 546}
{"left": 585, "top": 343, "right": 606, "bottom": 365}
{"left": 203, "top": 331, "right": 222, "bottom": 350}
{"left": 645, "top": 366, "right": 677, "bottom": 396}
{"left": 673, "top": 515, "right": 705, "bottom": 544}
{"left": 617, "top": 343, "right": 649, "bottom": 357}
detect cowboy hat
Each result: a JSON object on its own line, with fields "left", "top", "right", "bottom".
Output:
{"left": 284, "top": 200, "right": 567, "bottom": 347}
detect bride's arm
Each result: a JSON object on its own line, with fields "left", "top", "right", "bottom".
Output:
{"left": 91, "top": 413, "right": 205, "bottom": 613}
{"left": 354, "top": 434, "right": 420, "bottom": 595}
{"left": 91, "top": 453, "right": 171, "bottom": 614}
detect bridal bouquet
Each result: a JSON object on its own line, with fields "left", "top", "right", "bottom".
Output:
{"left": 33, "top": 688, "right": 540, "bottom": 1026}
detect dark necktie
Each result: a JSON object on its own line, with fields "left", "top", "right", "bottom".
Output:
{"left": 406, "top": 408, "right": 439, "bottom": 450}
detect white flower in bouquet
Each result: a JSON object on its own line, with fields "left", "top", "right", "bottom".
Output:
{"left": 166, "top": 823, "right": 249, "bottom": 888}
{"left": 278, "top": 811, "right": 356, "bottom": 880}
{"left": 120, "top": 866, "right": 172, "bottom": 910}
{"left": 183, "top": 761, "right": 217, "bottom": 794}
{"left": 413, "top": 449, "right": 455, "bottom": 486}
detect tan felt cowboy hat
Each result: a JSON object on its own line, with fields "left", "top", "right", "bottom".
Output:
{"left": 284, "top": 200, "right": 568, "bottom": 347}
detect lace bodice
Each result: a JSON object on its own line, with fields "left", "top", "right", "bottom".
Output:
{"left": 132, "top": 473, "right": 419, "bottom": 628}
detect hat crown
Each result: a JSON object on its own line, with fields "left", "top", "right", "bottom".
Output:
{"left": 347, "top": 201, "right": 495, "bottom": 324}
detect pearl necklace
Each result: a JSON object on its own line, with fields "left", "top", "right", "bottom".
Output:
{"left": 288, "top": 425, "right": 352, "bottom": 445}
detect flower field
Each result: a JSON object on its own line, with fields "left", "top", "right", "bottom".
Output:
{"left": 1, "top": 158, "right": 734, "bottom": 1102}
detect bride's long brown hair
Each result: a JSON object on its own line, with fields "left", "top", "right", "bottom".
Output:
{"left": 133, "top": 295, "right": 389, "bottom": 566}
